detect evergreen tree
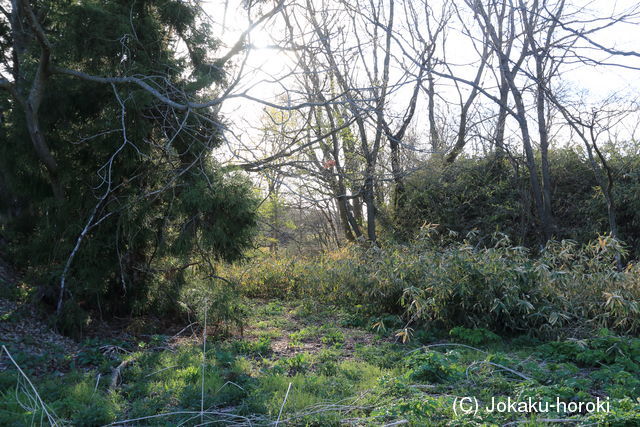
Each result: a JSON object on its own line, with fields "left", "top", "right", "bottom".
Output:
{"left": 0, "top": 0, "right": 257, "bottom": 331}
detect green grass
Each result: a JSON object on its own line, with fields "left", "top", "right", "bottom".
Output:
{"left": 2, "top": 301, "right": 640, "bottom": 426}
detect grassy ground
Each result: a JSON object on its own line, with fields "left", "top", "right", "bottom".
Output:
{"left": 1, "top": 298, "right": 640, "bottom": 426}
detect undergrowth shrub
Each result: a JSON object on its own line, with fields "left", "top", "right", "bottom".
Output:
{"left": 177, "top": 272, "right": 246, "bottom": 336}
{"left": 540, "top": 333, "right": 640, "bottom": 371}
{"left": 399, "top": 147, "right": 640, "bottom": 256}
{"left": 449, "top": 327, "right": 501, "bottom": 346}
{"left": 403, "top": 351, "right": 458, "bottom": 383}
{"left": 222, "top": 229, "right": 640, "bottom": 338}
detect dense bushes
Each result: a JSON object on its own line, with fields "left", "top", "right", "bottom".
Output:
{"left": 178, "top": 272, "right": 247, "bottom": 337}
{"left": 222, "top": 230, "right": 640, "bottom": 337}
{"left": 398, "top": 147, "right": 640, "bottom": 256}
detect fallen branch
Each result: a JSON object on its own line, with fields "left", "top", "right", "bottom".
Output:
{"left": 144, "top": 365, "right": 178, "bottom": 378}
{"left": 406, "top": 343, "right": 488, "bottom": 354}
{"left": 109, "top": 356, "right": 138, "bottom": 391}
{"left": 467, "top": 361, "right": 532, "bottom": 381}
{"left": 276, "top": 382, "right": 293, "bottom": 426}
{"left": 383, "top": 420, "right": 409, "bottom": 426}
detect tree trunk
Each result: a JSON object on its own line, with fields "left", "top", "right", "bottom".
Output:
{"left": 534, "top": 57, "right": 555, "bottom": 239}
{"left": 427, "top": 70, "right": 440, "bottom": 155}
{"left": 494, "top": 79, "right": 509, "bottom": 155}
{"left": 503, "top": 63, "right": 551, "bottom": 241}
{"left": 24, "top": 104, "right": 64, "bottom": 202}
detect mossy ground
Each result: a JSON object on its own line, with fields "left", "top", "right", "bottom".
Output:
{"left": 1, "top": 299, "right": 640, "bottom": 426}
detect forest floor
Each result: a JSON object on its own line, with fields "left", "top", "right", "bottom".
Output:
{"left": 2, "top": 295, "right": 640, "bottom": 425}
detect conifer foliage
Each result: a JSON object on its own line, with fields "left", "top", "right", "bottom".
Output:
{"left": 0, "top": 0, "right": 257, "bottom": 331}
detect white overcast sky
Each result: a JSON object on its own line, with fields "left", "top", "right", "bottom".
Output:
{"left": 200, "top": 0, "right": 640, "bottom": 159}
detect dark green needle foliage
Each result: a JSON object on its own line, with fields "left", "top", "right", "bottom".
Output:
{"left": 0, "top": 0, "right": 257, "bottom": 333}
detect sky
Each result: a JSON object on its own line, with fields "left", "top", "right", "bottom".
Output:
{"left": 200, "top": 0, "right": 640, "bottom": 162}
{"left": 205, "top": 0, "right": 640, "bottom": 97}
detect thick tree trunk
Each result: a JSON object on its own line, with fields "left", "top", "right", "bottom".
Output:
{"left": 535, "top": 59, "right": 555, "bottom": 238}
{"left": 503, "top": 64, "right": 551, "bottom": 241}
{"left": 389, "top": 136, "right": 405, "bottom": 213}
{"left": 363, "top": 174, "right": 376, "bottom": 244}
{"left": 494, "top": 80, "right": 509, "bottom": 154}
{"left": 352, "top": 197, "right": 363, "bottom": 226}
{"left": 23, "top": 107, "right": 64, "bottom": 201}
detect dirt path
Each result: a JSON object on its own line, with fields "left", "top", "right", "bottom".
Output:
{"left": 0, "top": 254, "right": 79, "bottom": 374}
{"left": 237, "top": 300, "right": 384, "bottom": 362}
